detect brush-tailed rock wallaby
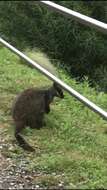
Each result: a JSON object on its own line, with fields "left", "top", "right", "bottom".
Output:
{"left": 12, "top": 82, "right": 64, "bottom": 151}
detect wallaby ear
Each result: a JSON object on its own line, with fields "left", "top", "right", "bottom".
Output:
{"left": 53, "top": 82, "right": 58, "bottom": 89}
{"left": 53, "top": 82, "right": 56, "bottom": 87}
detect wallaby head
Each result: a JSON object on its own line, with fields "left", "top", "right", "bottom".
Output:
{"left": 53, "top": 82, "right": 64, "bottom": 99}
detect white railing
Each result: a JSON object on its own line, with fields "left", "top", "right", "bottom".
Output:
{"left": 39, "top": 1, "right": 107, "bottom": 33}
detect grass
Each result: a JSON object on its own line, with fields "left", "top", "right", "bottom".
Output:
{"left": 0, "top": 46, "right": 107, "bottom": 189}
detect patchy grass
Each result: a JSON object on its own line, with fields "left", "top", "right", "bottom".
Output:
{"left": 0, "top": 46, "right": 107, "bottom": 189}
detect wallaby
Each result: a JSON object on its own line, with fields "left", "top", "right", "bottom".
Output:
{"left": 12, "top": 82, "right": 64, "bottom": 152}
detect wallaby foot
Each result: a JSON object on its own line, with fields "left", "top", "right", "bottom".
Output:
{"left": 15, "top": 121, "right": 35, "bottom": 152}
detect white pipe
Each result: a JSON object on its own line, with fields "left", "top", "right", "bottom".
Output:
{"left": 0, "top": 37, "right": 107, "bottom": 120}
{"left": 39, "top": 1, "right": 107, "bottom": 34}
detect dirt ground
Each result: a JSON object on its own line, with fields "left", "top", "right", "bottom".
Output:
{"left": 0, "top": 126, "right": 66, "bottom": 190}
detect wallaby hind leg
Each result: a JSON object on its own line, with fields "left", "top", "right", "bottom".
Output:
{"left": 15, "top": 121, "right": 35, "bottom": 152}
{"left": 30, "top": 116, "right": 44, "bottom": 129}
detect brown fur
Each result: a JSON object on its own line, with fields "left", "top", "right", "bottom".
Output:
{"left": 12, "top": 82, "right": 64, "bottom": 151}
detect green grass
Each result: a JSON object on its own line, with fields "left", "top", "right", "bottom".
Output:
{"left": 0, "top": 46, "right": 107, "bottom": 189}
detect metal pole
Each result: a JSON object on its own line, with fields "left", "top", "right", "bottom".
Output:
{"left": 39, "top": 1, "right": 107, "bottom": 34}
{"left": 0, "top": 37, "right": 107, "bottom": 120}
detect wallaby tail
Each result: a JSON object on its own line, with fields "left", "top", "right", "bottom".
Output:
{"left": 15, "top": 133, "right": 35, "bottom": 152}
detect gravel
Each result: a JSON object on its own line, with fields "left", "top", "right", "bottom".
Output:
{"left": 0, "top": 153, "right": 39, "bottom": 189}
{"left": 0, "top": 128, "right": 67, "bottom": 190}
